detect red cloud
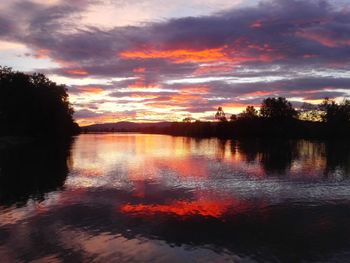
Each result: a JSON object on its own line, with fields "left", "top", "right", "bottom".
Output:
{"left": 119, "top": 47, "right": 229, "bottom": 63}
{"left": 65, "top": 69, "right": 89, "bottom": 76}
{"left": 77, "top": 86, "right": 104, "bottom": 94}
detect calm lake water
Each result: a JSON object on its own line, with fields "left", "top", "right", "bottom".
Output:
{"left": 1, "top": 134, "right": 350, "bottom": 262}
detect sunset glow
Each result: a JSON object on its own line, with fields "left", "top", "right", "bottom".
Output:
{"left": 120, "top": 47, "right": 229, "bottom": 63}
{"left": 0, "top": 0, "right": 349, "bottom": 124}
{"left": 77, "top": 86, "right": 105, "bottom": 94}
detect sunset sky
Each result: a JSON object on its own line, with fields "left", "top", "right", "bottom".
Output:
{"left": 1, "top": 0, "right": 350, "bottom": 125}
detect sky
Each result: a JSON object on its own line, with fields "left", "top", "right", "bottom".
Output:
{"left": 1, "top": 0, "right": 350, "bottom": 125}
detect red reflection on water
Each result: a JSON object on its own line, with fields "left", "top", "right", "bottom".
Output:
{"left": 120, "top": 197, "right": 250, "bottom": 218}
{"left": 121, "top": 200, "right": 228, "bottom": 218}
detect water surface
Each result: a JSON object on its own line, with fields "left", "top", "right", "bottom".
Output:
{"left": 1, "top": 134, "right": 350, "bottom": 262}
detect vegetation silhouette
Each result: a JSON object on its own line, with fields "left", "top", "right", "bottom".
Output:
{"left": 228, "top": 138, "right": 350, "bottom": 177}
{"left": 324, "top": 140, "right": 350, "bottom": 177}
{"left": 238, "top": 105, "right": 259, "bottom": 120}
{"left": 0, "top": 66, "right": 80, "bottom": 137}
{"left": 215, "top": 106, "right": 227, "bottom": 122}
{"left": 130, "top": 97, "right": 350, "bottom": 139}
{"left": 237, "top": 139, "right": 298, "bottom": 174}
{"left": 260, "top": 97, "right": 298, "bottom": 120}
{"left": 0, "top": 138, "right": 74, "bottom": 206}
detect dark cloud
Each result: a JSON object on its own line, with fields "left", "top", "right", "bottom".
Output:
{"left": 74, "top": 109, "right": 102, "bottom": 118}
{"left": 161, "top": 77, "right": 350, "bottom": 98}
{"left": 1, "top": 0, "right": 347, "bottom": 78}
{"left": 0, "top": 16, "right": 14, "bottom": 36}
{"left": 302, "top": 91, "right": 347, "bottom": 100}
{"left": 1, "top": 0, "right": 350, "bottom": 122}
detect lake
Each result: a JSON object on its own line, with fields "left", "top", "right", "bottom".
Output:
{"left": 1, "top": 134, "right": 350, "bottom": 262}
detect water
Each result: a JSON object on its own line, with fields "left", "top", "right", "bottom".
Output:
{"left": 1, "top": 134, "right": 350, "bottom": 262}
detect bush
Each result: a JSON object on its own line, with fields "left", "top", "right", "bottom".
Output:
{"left": 0, "top": 66, "right": 79, "bottom": 137}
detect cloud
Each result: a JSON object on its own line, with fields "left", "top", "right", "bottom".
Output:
{"left": 1, "top": 0, "right": 350, "bottom": 123}
{"left": 3, "top": 0, "right": 348, "bottom": 76}
{"left": 0, "top": 16, "right": 14, "bottom": 36}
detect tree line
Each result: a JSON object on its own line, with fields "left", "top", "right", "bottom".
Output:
{"left": 0, "top": 67, "right": 79, "bottom": 138}
{"left": 176, "top": 97, "right": 350, "bottom": 138}
{"left": 213, "top": 97, "right": 350, "bottom": 124}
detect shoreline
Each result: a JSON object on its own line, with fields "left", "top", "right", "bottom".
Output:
{"left": 81, "top": 119, "right": 350, "bottom": 140}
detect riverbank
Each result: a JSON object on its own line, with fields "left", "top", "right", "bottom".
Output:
{"left": 83, "top": 119, "right": 350, "bottom": 139}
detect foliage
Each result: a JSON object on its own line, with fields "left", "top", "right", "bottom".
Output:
{"left": 239, "top": 106, "right": 258, "bottom": 119}
{"left": 0, "top": 66, "right": 79, "bottom": 137}
{"left": 230, "top": 114, "right": 237, "bottom": 122}
{"left": 83, "top": 96, "right": 350, "bottom": 138}
{"left": 260, "top": 97, "right": 298, "bottom": 120}
{"left": 182, "top": 117, "right": 197, "bottom": 122}
{"left": 319, "top": 98, "right": 350, "bottom": 124}
{"left": 215, "top": 107, "right": 227, "bottom": 122}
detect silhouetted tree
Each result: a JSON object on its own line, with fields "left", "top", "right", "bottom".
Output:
{"left": 260, "top": 97, "right": 298, "bottom": 120}
{"left": 183, "top": 117, "right": 196, "bottom": 122}
{"left": 230, "top": 114, "right": 237, "bottom": 122}
{"left": 0, "top": 66, "right": 79, "bottom": 137}
{"left": 215, "top": 107, "right": 227, "bottom": 122}
{"left": 239, "top": 106, "right": 258, "bottom": 119}
{"left": 319, "top": 98, "right": 350, "bottom": 124}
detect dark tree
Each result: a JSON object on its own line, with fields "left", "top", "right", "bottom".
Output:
{"left": 239, "top": 106, "right": 258, "bottom": 119}
{"left": 0, "top": 66, "right": 79, "bottom": 137}
{"left": 230, "top": 114, "right": 237, "bottom": 122}
{"left": 183, "top": 117, "right": 196, "bottom": 122}
{"left": 260, "top": 97, "right": 298, "bottom": 120}
{"left": 320, "top": 98, "right": 350, "bottom": 124}
{"left": 215, "top": 107, "right": 227, "bottom": 122}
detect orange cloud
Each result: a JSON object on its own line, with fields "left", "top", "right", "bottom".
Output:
{"left": 120, "top": 47, "right": 229, "bottom": 63}
{"left": 169, "top": 94, "right": 202, "bottom": 103}
{"left": 65, "top": 69, "right": 89, "bottom": 76}
{"left": 76, "top": 114, "right": 117, "bottom": 126}
{"left": 77, "top": 86, "right": 104, "bottom": 94}
{"left": 243, "top": 90, "right": 278, "bottom": 97}
{"left": 120, "top": 42, "right": 283, "bottom": 66}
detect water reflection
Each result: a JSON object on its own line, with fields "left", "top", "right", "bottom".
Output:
{"left": 0, "top": 139, "right": 74, "bottom": 206}
{"left": 0, "top": 134, "right": 350, "bottom": 262}
{"left": 232, "top": 139, "right": 350, "bottom": 179}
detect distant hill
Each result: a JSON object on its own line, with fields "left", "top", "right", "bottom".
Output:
{"left": 82, "top": 121, "right": 172, "bottom": 132}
